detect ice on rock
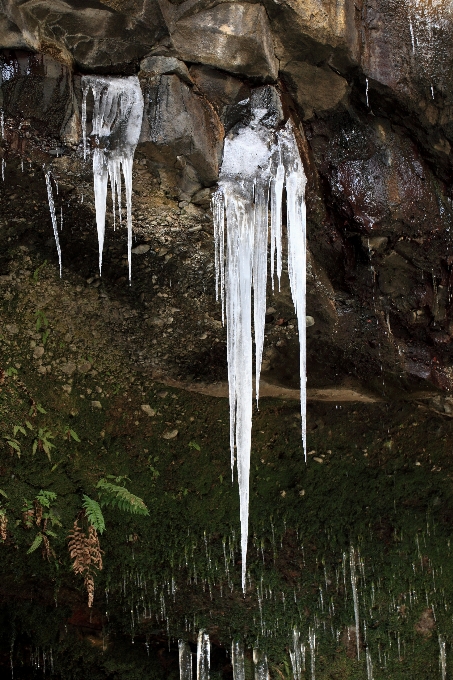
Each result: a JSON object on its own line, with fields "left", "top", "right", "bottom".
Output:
{"left": 179, "top": 640, "right": 192, "bottom": 680}
{"left": 45, "top": 170, "right": 62, "bottom": 277}
{"left": 197, "top": 630, "right": 210, "bottom": 680}
{"left": 81, "top": 75, "right": 144, "bottom": 280}
{"left": 214, "top": 86, "right": 307, "bottom": 591}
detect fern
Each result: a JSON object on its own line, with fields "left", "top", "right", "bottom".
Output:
{"left": 82, "top": 495, "right": 105, "bottom": 534}
{"left": 27, "top": 533, "right": 43, "bottom": 554}
{"left": 36, "top": 490, "right": 57, "bottom": 508}
{"left": 96, "top": 479, "right": 149, "bottom": 516}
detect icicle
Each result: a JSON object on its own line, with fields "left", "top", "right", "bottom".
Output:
{"left": 308, "top": 628, "right": 316, "bottom": 680}
{"left": 215, "top": 88, "right": 307, "bottom": 592}
{"left": 289, "top": 629, "right": 305, "bottom": 680}
{"left": 439, "top": 635, "right": 446, "bottom": 680}
{"left": 366, "top": 649, "right": 373, "bottom": 680}
{"left": 197, "top": 630, "right": 210, "bottom": 680}
{"left": 81, "top": 75, "right": 144, "bottom": 279}
{"left": 349, "top": 546, "right": 360, "bottom": 660}
{"left": 45, "top": 170, "right": 62, "bottom": 277}
{"left": 253, "top": 649, "right": 269, "bottom": 680}
{"left": 0, "top": 109, "right": 4, "bottom": 139}
{"left": 2, "top": 158, "right": 5, "bottom": 181}
{"left": 179, "top": 640, "right": 192, "bottom": 680}
{"left": 365, "top": 78, "right": 370, "bottom": 109}
{"left": 232, "top": 640, "right": 245, "bottom": 680}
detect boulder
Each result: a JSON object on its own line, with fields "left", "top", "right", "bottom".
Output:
{"left": 139, "top": 72, "right": 223, "bottom": 193}
{"left": 281, "top": 61, "right": 348, "bottom": 119}
{"left": 189, "top": 65, "right": 250, "bottom": 132}
{"left": 171, "top": 3, "right": 278, "bottom": 81}
{"left": 1, "top": 0, "right": 169, "bottom": 70}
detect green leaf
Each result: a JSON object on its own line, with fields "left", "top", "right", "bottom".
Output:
{"left": 45, "top": 529, "right": 58, "bottom": 539}
{"left": 188, "top": 440, "right": 201, "bottom": 451}
{"left": 0, "top": 489, "right": 8, "bottom": 499}
{"left": 69, "top": 429, "right": 80, "bottom": 442}
{"left": 32, "top": 440, "right": 38, "bottom": 455}
{"left": 27, "top": 533, "right": 43, "bottom": 554}
{"left": 82, "top": 495, "right": 105, "bottom": 534}
{"left": 6, "top": 439, "right": 21, "bottom": 455}
{"left": 13, "top": 425, "right": 26, "bottom": 436}
{"left": 25, "top": 421, "right": 34, "bottom": 430}
{"left": 42, "top": 329, "right": 50, "bottom": 345}
{"left": 36, "top": 404, "right": 47, "bottom": 414}
{"left": 36, "top": 490, "right": 57, "bottom": 508}
{"left": 96, "top": 479, "right": 149, "bottom": 516}
{"left": 5, "top": 367, "right": 17, "bottom": 377}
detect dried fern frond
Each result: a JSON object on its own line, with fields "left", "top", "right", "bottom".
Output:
{"left": 68, "top": 516, "right": 103, "bottom": 607}
{"left": 0, "top": 514, "right": 7, "bottom": 541}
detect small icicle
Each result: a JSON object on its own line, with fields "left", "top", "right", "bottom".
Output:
{"left": 45, "top": 170, "right": 62, "bottom": 277}
{"left": 253, "top": 649, "right": 269, "bottom": 680}
{"left": 365, "top": 78, "right": 370, "bottom": 109}
{"left": 178, "top": 640, "right": 192, "bottom": 680}
{"left": 349, "top": 546, "right": 360, "bottom": 660}
{"left": 197, "top": 630, "right": 210, "bottom": 680}
{"left": 2, "top": 158, "right": 5, "bottom": 181}
{"left": 0, "top": 109, "right": 4, "bottom": 139}
{"left": 439, "top": 635, "right": 446, "bottom": 680}
{"left": 409, "top": 18, "right": 416, "bottom": 54}
{"left": 232, "top": 640, "right": 245, "bottom": 680}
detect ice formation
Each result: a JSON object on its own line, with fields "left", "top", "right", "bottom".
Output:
{"left": 81, "top": 75, "right": 144, "bottom": 280}
{"left": 214, "top": 87, "right": 307, "bottom": 591}
{"left": 178, "top": 640, "right": 192, "bottom": 680}
{"left": 232, "top": 640, "right": 245, "bottom": 680}
{"left": 45, "top": 170, "right": 62, "bottom": 277}
{"left": 289, "top": 628, "right": 306, "bottom": 680}
{"left": 197, "top": 630, "right": 210, "bottom": 680}
{"left": 253, "top": 649, "right": 269, "bottom": 680}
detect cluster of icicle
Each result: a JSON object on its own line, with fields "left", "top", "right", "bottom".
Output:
{"left": 213, "top": 88, "right": 307, "bottom": 591}
{"left": 81, "top": 75, "right": 144, "bottom": 280}
{"left": 179, "top": 635, "right": 269, "bottom": 680}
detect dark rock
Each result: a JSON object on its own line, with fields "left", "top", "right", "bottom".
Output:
{"left": 189, "top": 65, "right": 250, "bottom": 132}
{"left": 139, "top": 72, "right": 223, "bottom": 192}
{"left": 1, "top": 0, "right": 169, "bottom": 70}
{"left": 170, "top": 3, "right": 278, "bottom": 81}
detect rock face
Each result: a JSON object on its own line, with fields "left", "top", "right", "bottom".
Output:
{"left": 1, "top": 0, "right": 453, "bottom": 397}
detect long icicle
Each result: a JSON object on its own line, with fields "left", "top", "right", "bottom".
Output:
{"left": 215, "top": 89, "right": 307, "bottom": 592}
{"left": 45, "top": 169, "right": 62, "bottom": 277}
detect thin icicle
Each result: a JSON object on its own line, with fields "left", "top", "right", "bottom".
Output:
{"left": 81, "top": 75, "right": 143, "bottom": 279}
{"left": 278, "top": 121, "right": 307, "bottom": 456}
{"left": 289, "top": 629, "right": 305, "bottom": 680}
{"left": 0, "top": 109, "right": 4, "bottom": 139}
{"left": 45, "top": 170, "right": 62, "bottom": 277}
{"left": 1, "top": 158, "right": 4, "bottom": 181}
{"left": 350, "top": 546, "right": 360, "bottom": 660}
{"left": 178, "top": 640, "right": 192, "bottom": 680}
{"left": 197, "top": 631, "right": 210, "bottom": 680}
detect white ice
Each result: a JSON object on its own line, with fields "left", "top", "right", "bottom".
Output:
{"left": 253, "top": 649, "right": 269, "bottom": 680}
{"left": 45, "top": 170, "right": 62, "bottom": 277}
{"left": 178, "top": 640, "right": 192, "bottom": 680}
{"left": 214, "top": 90, "right": 307, "bottom": 592}
{"left": 232, "top": 640, "right": 245, "bottom": 680}
{"left": 289, "top": 629, "right": 306, "bottom": 680}
{"left": 197, "top": 630, "right": 210, "bottom": 680}
{"left": 81, "top": 75, "right": 143, "bottom": 280}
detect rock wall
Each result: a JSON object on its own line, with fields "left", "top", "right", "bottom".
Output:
{"left": 1, "top": 0, "right": 453, "bottom": 399}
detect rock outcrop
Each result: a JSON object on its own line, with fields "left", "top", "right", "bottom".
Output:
{"left": 1, "top": 0, "right": 453, "bottom": 398}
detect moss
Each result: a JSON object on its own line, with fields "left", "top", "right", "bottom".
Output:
{"left": 1, "top": 256, "right": 453, "bottom": 678}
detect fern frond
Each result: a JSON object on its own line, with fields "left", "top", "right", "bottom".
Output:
{"left": 82, "top": 496, "right": 105, "bottom": 534}
{"left": 96, "top": 479, "right": 149, "bottom": 516}
{"left": 27, "top": 533, "right": 43, "bottom": 554}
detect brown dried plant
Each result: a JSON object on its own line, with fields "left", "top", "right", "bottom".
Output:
{"left": 0, "top": 514, "right": 7, "bottom": 541}
{"left": 68, "top": 515, "right": 103, "bottom": 607}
